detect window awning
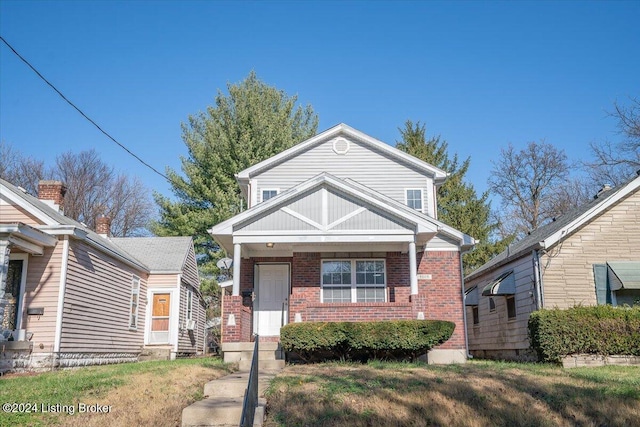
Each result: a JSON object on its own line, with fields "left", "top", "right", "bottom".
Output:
{"left": 481, "top": 271, "right": 515, "bottom": 296}
{"left": 465, "top": 286, "right": 479, "bottom": 306}
{"left": 607, "top": 262, "right": 640, "bottom": 291}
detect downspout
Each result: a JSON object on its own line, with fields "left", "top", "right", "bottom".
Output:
{"left": 54, "top": 236, "right": 70, "bottom": 363}
{"left": 459, "top": 251, "right": 472, "bottom": 359}
{"left": 532, "top": 249, "right": 544, "bottom": 310}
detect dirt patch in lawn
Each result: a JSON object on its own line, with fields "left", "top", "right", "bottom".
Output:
{"left": 264, "top": 362, "right": 640, "bottom": 427}
{"left": 58, "top": 362, "right": 231, "bottom": 427}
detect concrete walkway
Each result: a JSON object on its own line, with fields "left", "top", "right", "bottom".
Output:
{"left": 181, "top": 367, "right": 282, "bottom": 427}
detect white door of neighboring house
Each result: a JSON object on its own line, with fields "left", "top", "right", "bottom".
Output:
{"left": 254, "top": 264, "right": 289, "bottom": 337}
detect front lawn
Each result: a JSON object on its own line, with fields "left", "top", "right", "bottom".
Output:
{"left": 264, "top": 360, "right": 640, "bottom": 427}
{"left": 0, "top": 357, "right": 233, "bottom": 426}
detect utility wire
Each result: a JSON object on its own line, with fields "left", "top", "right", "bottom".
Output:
{"left": 0, "top": 36, "right": 171, "bottom": 182}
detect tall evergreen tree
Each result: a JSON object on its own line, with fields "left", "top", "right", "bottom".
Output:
{"left": 396, "top": 120, "right": 511, "bottom": 274}
{"left": 152, "top": 71, "right": 318, "bottom": 285}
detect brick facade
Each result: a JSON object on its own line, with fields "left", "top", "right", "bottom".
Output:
{"left": 417, "top": 250, "right": 466, "bottom": 349}
{"left": 222, "top": 250, "right": 467, "bottom": 352}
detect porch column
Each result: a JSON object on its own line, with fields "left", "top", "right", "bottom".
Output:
{"left": 409, "top": 241, "right": 418, "bottom": 295}
{"left": 232, "top": 243, "right": 241, "bottom": 296}
{"left": 0, "top": 241, "right": 10, "bottom": 320}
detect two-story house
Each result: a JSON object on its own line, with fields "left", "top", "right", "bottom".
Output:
{"left": 209, "top": 124, "right": 475, "bottom": 364}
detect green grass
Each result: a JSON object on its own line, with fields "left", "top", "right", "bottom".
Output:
{"left": 265, "top": 360, "right": 640, "bottom": 427}
{"left": 0, "top": 357, "right": 229, "bottom": 427}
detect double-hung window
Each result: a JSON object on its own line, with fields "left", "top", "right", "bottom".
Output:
{"left": 129, "top": 276, "right": 140, "bottom": 329}
{"left": 322, "top": 260, "right": 386, "bottom": 303}
{"left": 406, "top": 189, "right": 423, "bottom": 211}
{"left": 186, "top": 288, "right": 193, "bottom": 322}
{"left": 262, "top": 189, "right": 278, "bottom": 202}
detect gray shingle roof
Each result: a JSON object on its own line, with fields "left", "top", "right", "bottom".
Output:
{"left": 110, "top": 237, "right": 193, "bottom": 273}
{"left": 0, "top": 178, "right": 148, "bottom": 271}
{"left": 466, "top": 174, "right": 640, "bottom": 281}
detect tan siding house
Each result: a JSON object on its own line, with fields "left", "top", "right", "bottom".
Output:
{"left": 111, "top": 237, "right": 205, "bottom": 358}
{"left": 0, "top": 179, "right": 203, "bottom": 373}
{"left": 465, "top": 173, "right": 640, "bottom": 360}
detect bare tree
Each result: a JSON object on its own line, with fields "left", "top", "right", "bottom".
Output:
{"left": 0, "top": 141, "right": 52, "bottom": 194}
{"left": 0, "top": 143, "right": 153, "bottom": 237}
{"left": 488, "top": 141, "right": 574, "bottom": 238}
{"left": 54, "top": 150, "right": 154, "bottom": 236}
{"left": 586, "top": 97, "right": 640, "bottom": 186}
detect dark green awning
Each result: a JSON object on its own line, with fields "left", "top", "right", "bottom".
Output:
{"left": 481, "top": 271, "right": 515, "bottom": 296}
{"left": 607, "top": 262, "right": 640, "bottom": 290}
{"left": 465, "top": 286, "right": 479, "bottom": 306}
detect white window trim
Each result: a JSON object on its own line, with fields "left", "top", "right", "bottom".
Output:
{"left": 261, "top": 188, "right": 279, "bottom": 203}
{"left": 129, "top": 275, "right": 141, "bottom": 330}
{"left": 405, "top": 188, "right": 424, "bottom": 213}
{"left": 321, "top": 259, "right": 387, "bottom": 303}
{"left": 186, "top": 288, "right": 193, "bottom": 322}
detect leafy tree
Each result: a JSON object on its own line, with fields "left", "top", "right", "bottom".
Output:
{"left": 0, "top": 143, "right": 153, "bottom": 237}
{"left": 151, "top": 71, "right": 318, "bottom": 291}
{"left": 488, "top": 140, "right": 572, "bottom": 238}
{"left": 396, "top": 120, "right": 510, "bottom": 274}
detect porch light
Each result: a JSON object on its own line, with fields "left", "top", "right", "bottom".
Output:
{"left": 227, "top": 314, "right": 236, "bottom": 326}
{"left": 266, "top": 242, "right": 275, "bottom": 248}
{"left": 416, "top": 312, "right": 425, "bottom": 320}
{"left": 294, "top": 313, "right": 302, "bottom": 323}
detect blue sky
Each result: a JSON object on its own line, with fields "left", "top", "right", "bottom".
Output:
{"left": 1, "top": 1, "right": 639, "bottom": 204}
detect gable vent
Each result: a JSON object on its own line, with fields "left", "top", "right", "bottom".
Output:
{"left": 332, "top": 137, "right": 350, "bottom": 155}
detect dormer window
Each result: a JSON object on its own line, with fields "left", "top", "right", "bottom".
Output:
{"left": 262, "top": 189, "right": 278, "bottom": 202}
{"left": 406, "top": 189, "right": 423, "bottom": 211}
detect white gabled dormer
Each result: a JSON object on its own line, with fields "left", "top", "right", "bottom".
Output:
{"left": 236, "top": 123, "right": 448, "bottom": 216}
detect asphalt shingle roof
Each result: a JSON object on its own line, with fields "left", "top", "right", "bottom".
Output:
{"left": 466, "top": 174, "right": 640, "bottom": 281}
{"left": 111, "top": 236, "right": 193, "bottom": 273}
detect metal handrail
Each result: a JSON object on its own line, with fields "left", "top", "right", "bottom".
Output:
{"left": 239, "top": 335, "right": 259, "bottom": 427}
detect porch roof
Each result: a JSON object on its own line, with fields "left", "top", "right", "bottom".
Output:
{"left": 209, "top": 173, "right": 475, "bottom": 256}
{"left": 0, "top": 223, "right": 57, "bottom": 255}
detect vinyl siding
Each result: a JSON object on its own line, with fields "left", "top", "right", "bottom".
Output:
{"left": 181, "top": 243, "right": 200, "bottom": 289}
{"left": 0, "top": 200, "right": 44, "bottom": 226}
{"left": 177, "top": 282, "right": 205, "bottom": 354}
{"left": 238, "top": 187, "right": 412, "bottom": 232}
{"left": 465, "top": 188, "right": 640, "bottom": 353}
{"left": 21, "top": 242, "right": 64, "bottom": 352}
{"left": 541, "top": 189, "right": 640, "bottom": 308}
{"left": 147, "top": 274, "right": 179, "bottom": 288}
{"left": 253, "top": 137, "right": 434, "bottom": 215}
{"left": 60, "top": 239, "right": 148, "bottom": 353}
{"left": 466, "top": 255, "right": 536, "bottom": 351}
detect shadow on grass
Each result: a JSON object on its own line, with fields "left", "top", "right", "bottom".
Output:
{"left": 265, "top": 363, "right": 640, "bottom": 427}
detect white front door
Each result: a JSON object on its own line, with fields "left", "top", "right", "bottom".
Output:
{"left": 254, "top": 264, "right": 289, "bottom": 337}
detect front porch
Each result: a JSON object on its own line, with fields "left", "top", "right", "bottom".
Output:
{"left": 211, "top": 175, "right": 473, "bottom": 363}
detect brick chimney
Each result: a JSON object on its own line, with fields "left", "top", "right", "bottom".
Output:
{"left": 38, "top": 180, "right": 67, "bottom": 213}
{"left": 96, "top": 215, "right": 112, "bottom": 238}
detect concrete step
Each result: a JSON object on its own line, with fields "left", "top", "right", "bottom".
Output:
{"left": 181, "top": 396, "right": 243, "bottom": 426}
{"left": 239, "top": 358, "right": 285, "bottom": 372}
{"left": 139, "top": 346, "right": 172, "bottom": 361}
{"left": 221, "top": 341, "right": 281, "bottom": 352}
{"left": 240, "top": 349, "right": 282, "bottom": 361}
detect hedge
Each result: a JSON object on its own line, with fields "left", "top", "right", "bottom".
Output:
{"left": 280, "top": 320, "right": 455, "bottom": 362}
{"left": 528, "top": 305, "right": 640, "bottom": 362}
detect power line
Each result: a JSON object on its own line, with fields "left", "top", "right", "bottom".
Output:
{"left": 0, "top": 36, "right": 171, "bottom": 182}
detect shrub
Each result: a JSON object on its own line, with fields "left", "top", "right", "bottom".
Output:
{"left": 280, "top": 320, "right": 455, "bottom": 362}
{"left": 528, "top": 305, "right": 640, "bottom": 362}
